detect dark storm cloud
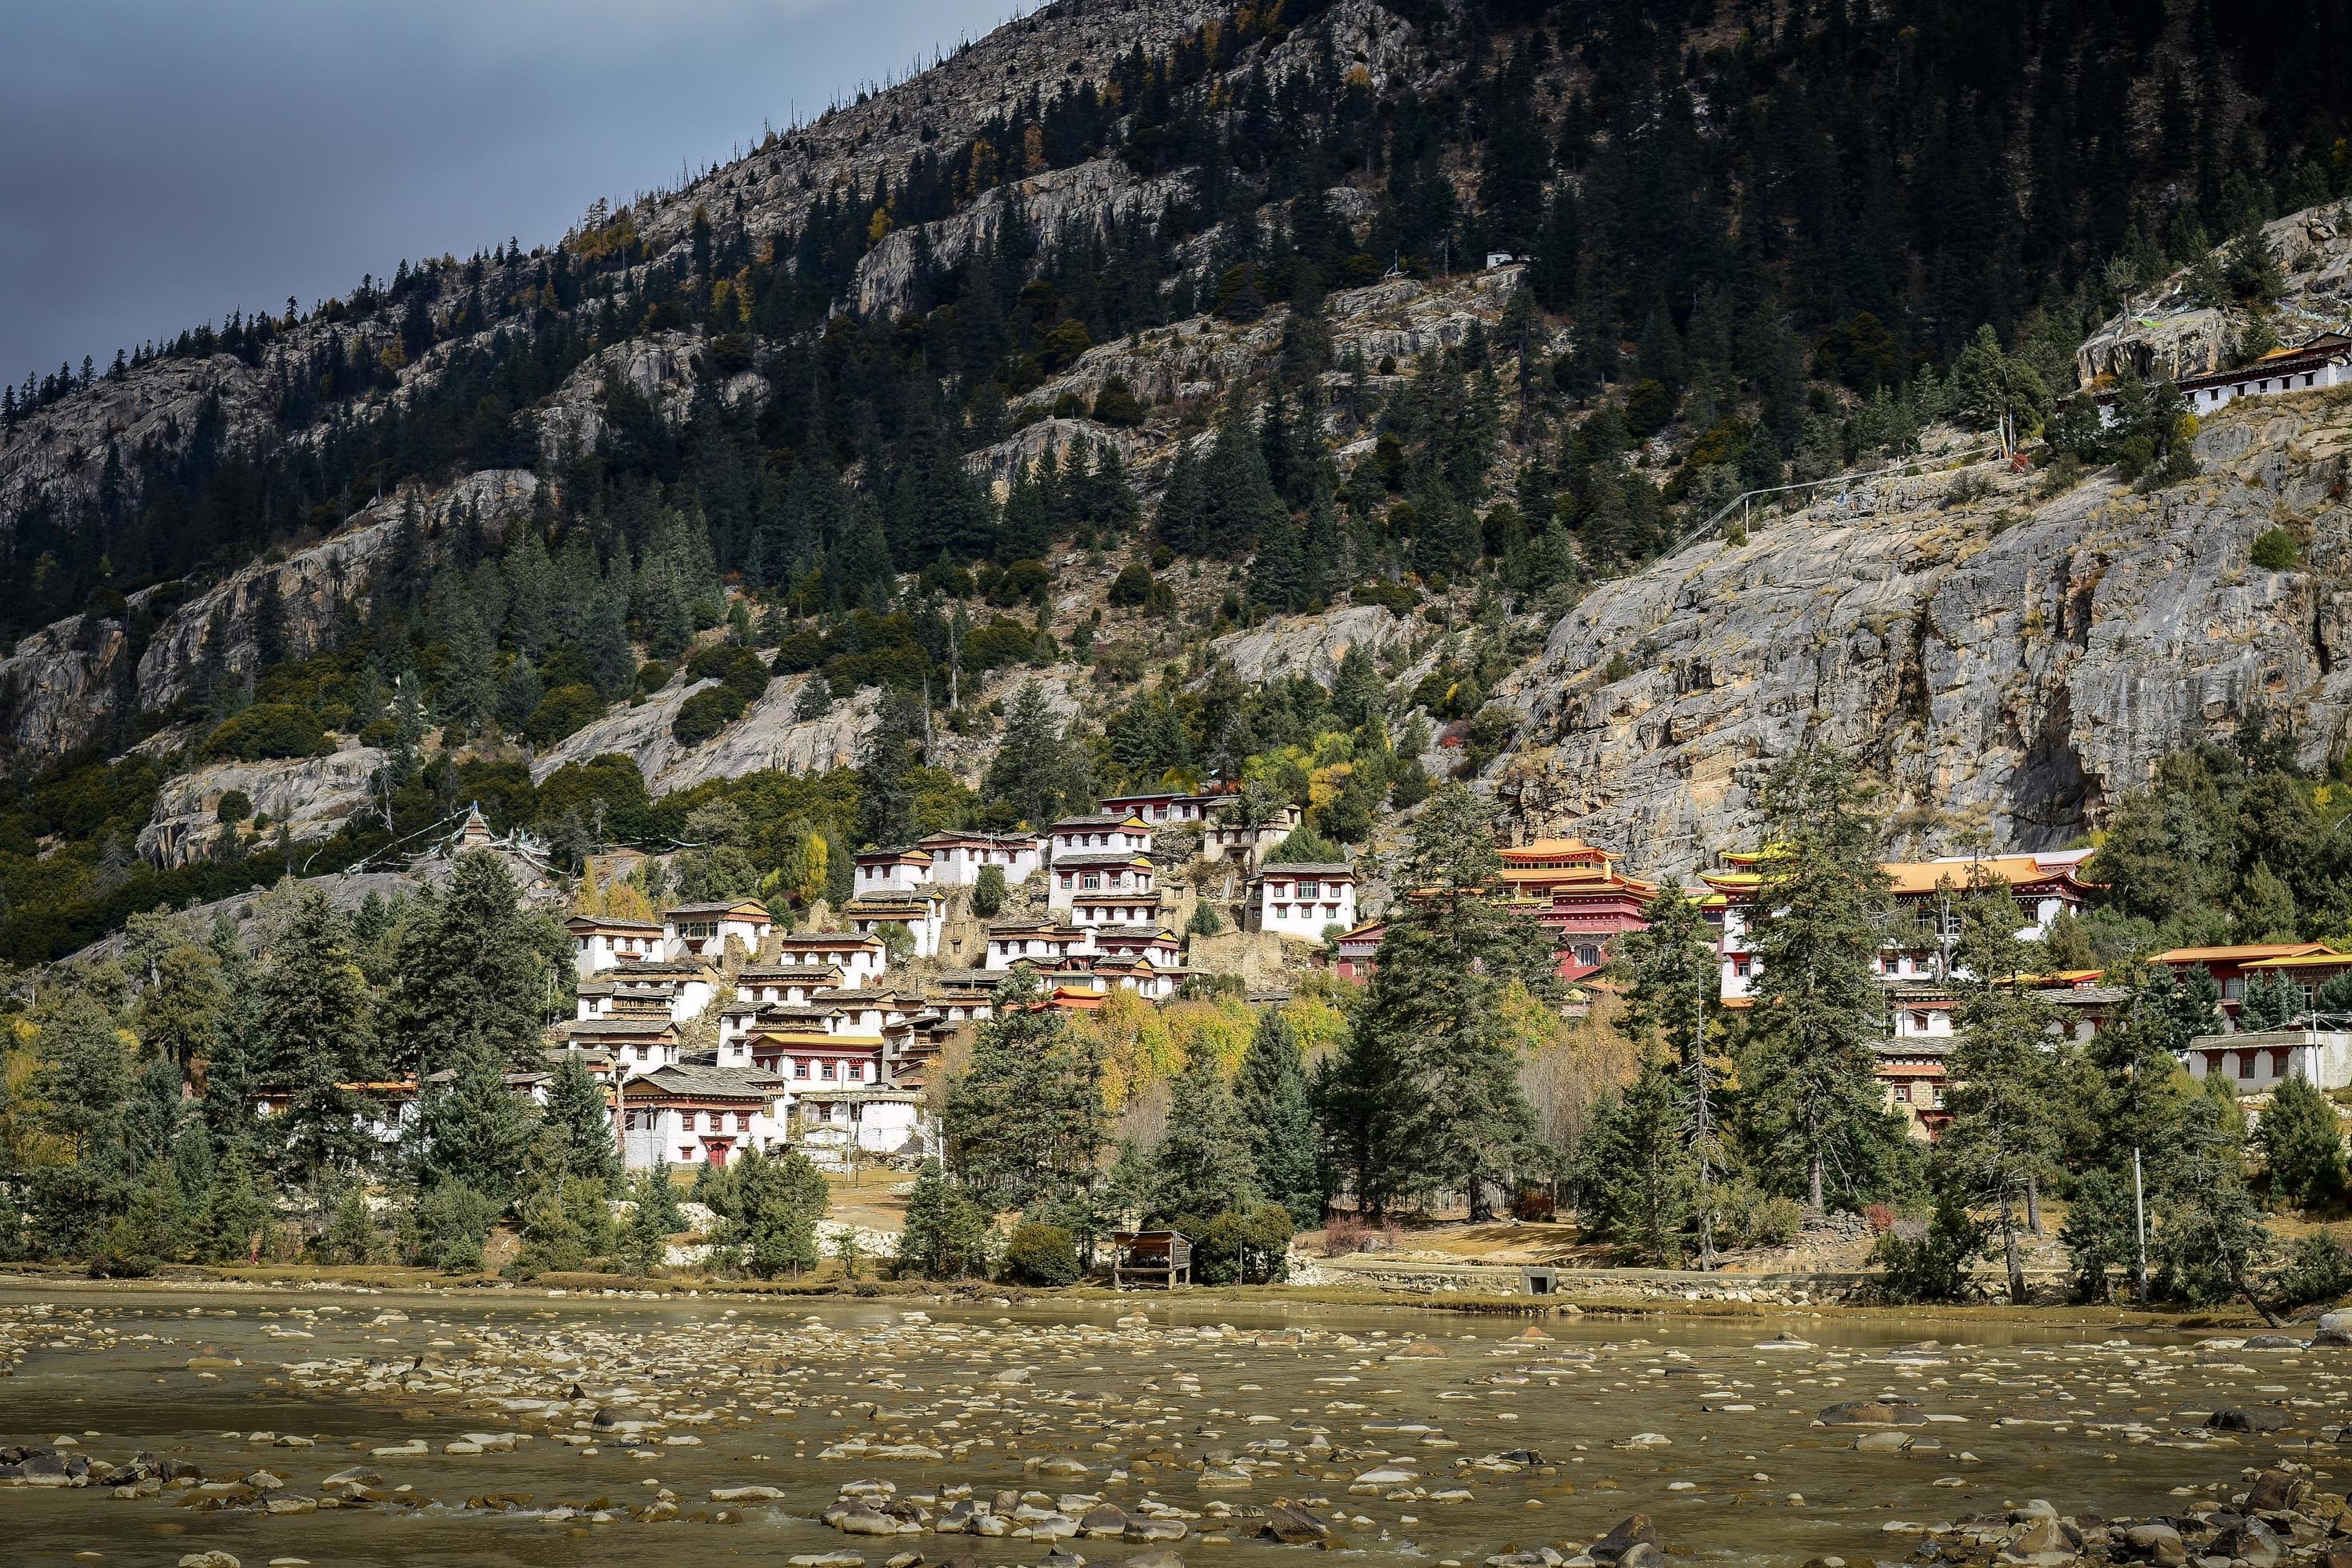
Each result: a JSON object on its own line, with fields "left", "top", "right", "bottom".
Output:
{"left": 0, "top": 0, "right": 1030, "bottom": 382}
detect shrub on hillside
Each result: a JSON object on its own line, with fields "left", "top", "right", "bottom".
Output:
{"left": 972, "top": 864, "right": 1007, "bottom": 917}
{"left": 1109, "top": 563, "right": 1156, "bottom": 608}
{"left": 2251, "top": 527, "right": 2302, "bottom": 571}
{"left": 673, "top": 686, "right": 748, "bottom": 746}
{"left": 204, "top": 703, "right": 329, "bottom": 762}
{"left": 1092, "top": 376, "right": 1146, "bottom": 427}
{"left": 526, "top": 684, "right": 605, "bottom": 747}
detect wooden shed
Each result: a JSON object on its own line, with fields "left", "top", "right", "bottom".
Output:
{"left": 1109, "top": 1230, "right": 1192, "bottom": 1289}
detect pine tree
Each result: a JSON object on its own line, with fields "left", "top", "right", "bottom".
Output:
{"left": 2254, "top": 1073, "right": 2345, "bottom": 1210}
{"left": 1736, "top": 747, "right": 1902, "bottom": 1214}
{"left": 1573, "top": 1056, "right": 1697, "bottom": 1265}
{"left": 1614, "top": 878, "right": 1726, "bottom": 1266}
{"left": 1147, "top": 1043, "right": 1258, "bottom": 1226}
{"left": 383, "top": 852, "right": 559, "bottom": 1077}
{"left": 411, "top": 1044, "right": 533, "bottom": 1202}
{"left": 721, "top": 1146, "right": 828, "bottom": 1278}
{"left": 944, "top": 973, "right": 1109, "bottom": 1213}
{"left": 894, "top": 1159, "right": 992, "bottom": 1278}
{"left": 858, "top": 690, "right": 926, "bottom": 847}
{"left": 982, "top": 679, "right": 1090, "bottom": 827}
{"left": 1938, "top": 871, "right": 2064, "bottom": 1302}
{"left": 582, "top": 593, "right": 636, "bottom": 700}
{"left": 1234, "top": 1009, "right": 1318, "bottom": 1225}
{"left": 1320, "top": 785, "right": 1554, "bottom": 1220}
{"left": 2239, "top": 966, "right": 2304, "bottom": 1030}
{"left": 543, "top": 1050, "right": 620, "bottom": 1189}
{"left": 251, "top": 893, "right": 382, "bottom": 1188}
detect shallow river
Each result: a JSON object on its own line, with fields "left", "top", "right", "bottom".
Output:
{"left": 0, "top": 1280, "right": 2339, "bottom": 1568}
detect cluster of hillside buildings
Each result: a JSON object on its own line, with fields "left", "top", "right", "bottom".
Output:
{"left": 527, "top": 789, "right": 1365, "bottom": 1172}
{"left": 279, "top": 780, "right": 2352, "bottom": 1173}
{"left": 1338, "top": 835, "right": 2349, "bottom": 1139}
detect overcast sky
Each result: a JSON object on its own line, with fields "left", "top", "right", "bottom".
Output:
{"left": 0, "top": 0, "right": 1035, "bottom": 383}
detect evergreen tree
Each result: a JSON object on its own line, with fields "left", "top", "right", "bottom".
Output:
{"left": 543, "top": 1050, "right": 620, "bottom": 1189}
{"left": 2254, "top": 1073, "right": 2345, "bottom": 1210}
{"left": 250, "top": 892, "right": 383, "bottom": 1188}
{"left": 582, "top": 593, "right": 636, "bottom": 701}
{"left": 944, "top": 973, "right": 1109, "bottom": 1213}
{"left": 982, "top": 679, "right": 1090, "bottom": 827}
{"left": 383, "top": 852, "right": 560, "bottom": 1077}
{"left": 1147, "top": 1043, "right": 1258, "bottom": 1226}
{"left": 1573, "top": 1055, "right": 1697, "bottom": 1265}
{"left": 2240, "top": 967, "right": 2305, "bottom": 1030}
{"left": 1736, "top": 747, "right": 1902, "bottom": 1214}
{"left": 894, "top": 1159, "right": 993, "bottom": 1278}
{"left": 857, "top": 690, "right": 926, "bottom": 848}
{"left": 1614, "top": 878, "right": 1726, "bottom": 1266}
{"left": 1319, "top": 785, "right": 1554, "bottom": 1220}
{"left": 410, "top": 1043, "right": 533, "bottom": 1202}
{"left": 1233, "top": 1009, "right": 1319, "bottom": 1225}
{"left": 1938, "top": 872, "right": 2064, "bottom": 1302}
{"left": 720, "top": 1145, "right": 829, "bottom": 1278}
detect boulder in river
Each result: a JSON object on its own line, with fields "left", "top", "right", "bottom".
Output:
{"left": 1817, "top": 1400, "right": 1925, "bottom": 1427}
{"left": 1589, "top": 1514, "right": 1658, "bottom": 1565}
{"left": 2207, "top": 1406, "right": 2290, "bottom": 1433}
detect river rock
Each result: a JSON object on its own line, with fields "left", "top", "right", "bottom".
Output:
{"left": 1998, "top": 1516, "right": 2076, "bottom": 1566}
{"left": 1590, "top": 1514, "right": 1658, "bottom": 1565}
{"left": 2208, "top": 1406, "right": 2290, "bottom": 1433}
{"left": 177, "top": 1555, "right": 241, "bottom": 1568}
{"left": 2313, "top": 1312, "right": 2352, "bottom": 1346}
{"left": 2215, "top": 1518, "right": 2285, "bottom": 1567}
{"left": 2246, "top": 1469, "right": 2310, "bottom": 1512}
{"left": 2124, "top": 1523, "right": 2187, "bottom": 1566}
{"left": 1263, "top": 1502, "right": 1333, "bottom": 1542}
{"left": 1818, "top": 1400, "right": 1925, "bottom": 1427}
{"left": 1080, "top": 1503, "right": 1132, "bottom": 1538}
{"left": 1125, "top": 1553, "right": 1185, "bottom": 1568}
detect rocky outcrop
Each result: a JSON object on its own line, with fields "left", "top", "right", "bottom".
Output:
{"left": 0, "top": 614, "right": 130, "bottom": 762}
{"left": 0, "top": 354, "right": 281, "bottom": 538}
{"left": 1494, "top": 392, "right": 2352, "bottom": 875}
{"left": 966, "top": 418, "right": 1146, "bottom": 489}
{"left": 1206, "top": 603, "right": 1414, "bottom": 686}
{"left": 2074, "top": 201, "right": 2352, "bottom": 387}
{"left": 857, "top": 161, "right": 1194, "bottom": 317}
{"left": 531, "top": 334, "right": 762, "bottom": 466}
{"left": 530, "top": 672, "right": 875, "bottom": 794}
{"left": 138, "top": 745, "right": 386, "bottom": 868}
{"left": 136, "top": 469, "right": 538, "bottom": 714}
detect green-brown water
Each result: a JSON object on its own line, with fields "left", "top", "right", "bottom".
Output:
{"left": 0, "top": 1279, "right": 2339, "bottom": 1568}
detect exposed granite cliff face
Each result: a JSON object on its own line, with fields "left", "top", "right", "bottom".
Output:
{"left": 0, "top": 615, "right": 131, "bottom": 762}
{"left": 1494, "top": 391, "right": 2352, "bottom": 875}
{"left": 138, "top": 745, "right": 387, "bottom": 868}
{"left": 530, "top": 335, "right": 762, "bottom": 466}
{"left": 530, "top": 672, "right": 876, "bottom": 794}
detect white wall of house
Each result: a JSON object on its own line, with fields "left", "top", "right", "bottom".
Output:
{"left": 983, "top": 928, "right": 1096, "bottom": 969}
{"left": 1050, "top": 822, "right": 1153, "bottom": 860}
{"left": 664, "top": 912, "right": 772, "bottom": 962}
{"left": 2187, "top": 1030, "right": 2352, "bottom": 1094}
{"left": 1049, "top": 860, "right": 1154, "bottom": 912}
{"left": 1257, "top": 872, "right": 1355, "bottom": 939}
{"left": 855, "top": 856, "right": 930, "bottom": 896}
{"left": 570, "top": 926, "right": 660, "bottom": 979}
{"left": 620, "top": 1101, "right": 784, "bottom": 1169}
{"left": 775, "top": 940, "right": 886, "bottom": 986}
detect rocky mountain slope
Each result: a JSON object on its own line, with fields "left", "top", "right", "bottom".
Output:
{"left": 0, "top": 0, "right": 2347, "bottom": 962}
{"left": 1495, "top": 390, "right": 2352, "bottom": 874}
